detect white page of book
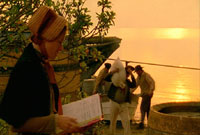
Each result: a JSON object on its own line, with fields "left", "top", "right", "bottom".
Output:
{"left": 62, "top": 94, "right": 102, "bottom": 127}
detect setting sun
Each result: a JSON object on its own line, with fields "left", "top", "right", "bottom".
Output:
{"left": 154, "top": 28, "right": 189, "bottom": 39}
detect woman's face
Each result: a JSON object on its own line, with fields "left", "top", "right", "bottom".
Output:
{"left": 44, "top": 32, "right": 65, "bottom": 60}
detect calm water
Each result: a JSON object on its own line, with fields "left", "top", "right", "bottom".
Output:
{"left": 96, "top": 28, "right": 200, "bottom": 119}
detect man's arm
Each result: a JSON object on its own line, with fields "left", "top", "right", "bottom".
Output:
{"left": 93, "top": 69, "right": 105, "bottom": 94}
{"left": 127, "top": 74, "right": 137, "bottom": 93}
{"left": 104, "top": 73, "right": 112, "bottom": 82}
{"left": 104, "top": 68, "right": 119, "bottom": 82}
{"left": 130, "top": 74, "right": 136, "bottom": 88}
{"left": 127, "top": 74, "right": 136, "bottom": 88}
{"left": 146, "top": 73, "right": 155, "bottom": 94}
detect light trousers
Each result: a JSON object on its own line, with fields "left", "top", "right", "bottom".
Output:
{"left": 109, "top": 100, "right": 131, "bottom": 135}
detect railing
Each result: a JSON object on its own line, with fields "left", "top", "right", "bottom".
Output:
{"left": 107, "top": 58, "right": 200, "bottom": 71}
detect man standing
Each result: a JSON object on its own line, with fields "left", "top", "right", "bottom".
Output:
{"left": 93, "top": 63, "right": 111, "bottom": 94}
{"left": 134, "top": 65, "right": 155, "bottom": 129}
{"left": 106, "top": 65, "right": 136, "bottom": 135}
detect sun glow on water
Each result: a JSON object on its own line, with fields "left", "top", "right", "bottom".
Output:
{"left": 173, "top": 80, "right": 191, "bottom": 101}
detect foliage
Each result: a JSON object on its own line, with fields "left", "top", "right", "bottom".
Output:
{"left": 0, "top": 94, "right": 8, "bottom": 135}
{"left": 0, "top": 1, "right": 39, "bottom": 55}
{"left": 0, "top": 118, "right": 8, "bottom": 135}
{"left": 61, "top": 94, "right": 72, "bottom": 104}
{"left": 0, "top": 0, "right": 116, "bottom": 70}
{"left": 83, "top": 121, "right": 107, "bottom": 135}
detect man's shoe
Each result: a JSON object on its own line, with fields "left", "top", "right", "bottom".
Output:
{"left": 137, "top": 122, "right": 144, "bottom": 129}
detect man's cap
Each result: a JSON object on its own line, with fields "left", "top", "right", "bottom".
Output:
{"left": 135, "top": 65, "right": 143, "bottom": 71}
{"left": 105, "top": 63, "right": 111, "bottom": 69}
{"left": 28, "top": 6, "right": 67, "bottom": 41}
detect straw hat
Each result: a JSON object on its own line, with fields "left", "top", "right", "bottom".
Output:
{"left": 28, "top": 6, "right": 67, "bottom": 41}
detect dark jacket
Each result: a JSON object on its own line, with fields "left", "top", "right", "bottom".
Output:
{"left": 0, "top": 43, "right": 59, "bottom": 129}
{"left": 105, "top": 73, "right": 136, "bottom": 103}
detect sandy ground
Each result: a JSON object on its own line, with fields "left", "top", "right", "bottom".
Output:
{"left": 103, "top": 122, "right": 147, "bottom": 135}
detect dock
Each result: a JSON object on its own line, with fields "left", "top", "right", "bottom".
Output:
{"left": 103, "top": 123, "right": 147, "bottom": 135}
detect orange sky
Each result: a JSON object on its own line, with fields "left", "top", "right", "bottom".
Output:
{"left": 84, "top": 0, "right": 200, "bottom": 69}
{"left": 85, "top": 0, "right": 199, "bottom": 29}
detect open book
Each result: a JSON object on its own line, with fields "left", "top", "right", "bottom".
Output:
{"left": 62, "top": 94, "right": 103, "bottom": 127}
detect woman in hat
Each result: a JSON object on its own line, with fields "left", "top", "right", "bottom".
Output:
{"left": 0, "top": 6, "right": 82, "bottom": 135}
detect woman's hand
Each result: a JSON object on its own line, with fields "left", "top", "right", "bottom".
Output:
{"left": 56, "top": 115, "right": 81, "bottom": 133}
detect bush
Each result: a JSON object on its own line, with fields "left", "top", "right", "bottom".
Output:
{"left": 0, "top": 119, "right": 9, "bottom": 135}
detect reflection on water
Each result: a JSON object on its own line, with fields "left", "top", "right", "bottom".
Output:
{"left": 151, "top": 67, "right": 200, "bottom": 105}
{"left": 172, "top": 80, "right": 190, "bottom": 102}
{"left": 175, "top": 80, "right": 187, "bottom": 94}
